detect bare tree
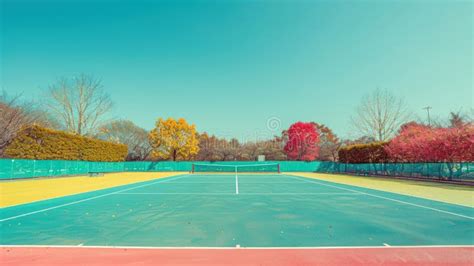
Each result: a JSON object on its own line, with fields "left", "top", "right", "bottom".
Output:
{"left": 428, "top": 110, "right": 473, "bottom": 128}
{"left": 0, "top": 92, "right": 53, "bottom": 156}
{"left": 253, "top": 138, "right": 287, "bottom": 161}
{"left": 351, "top": 89, "right": 410, "bottom": 141}
{"left": 314, "top": 123, "right": 341, "bottom": 161}
{"left": 45, "top": 74, "right": 112, "bottom": 136}
{"left": 215, "top": 138, "right": 240, "bottom": 161}
{"left": 98, "top": 120, "right": 151, "bottom": 160}
{"left": 448, "top": 111, "right": 466, "bottom": 128}
{"left": 0, "top": 94, "right": 26, "bottom": 156}
{"left": 196, "top": 133, "right": 220, "bottom": 161}
{"left": 238, "top": 142, "right": 259, "bottom": 161}
{"left": 468, "top": 108, "right": 474, "bottom": 124}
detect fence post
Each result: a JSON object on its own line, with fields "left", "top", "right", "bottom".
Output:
{"left": 438, "top": 164, "right": 442, "bottom": 179}
{"left": 10, "top": 159, "right": 15, "bottom": 179}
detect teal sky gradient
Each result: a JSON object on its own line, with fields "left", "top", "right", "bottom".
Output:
{"left": 1, "top": 0, "right": 472, "bottom": 141}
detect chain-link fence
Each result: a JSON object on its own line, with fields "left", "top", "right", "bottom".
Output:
{"left": 316, "top": 161, "right": 474, "bottom": 182}
{"left": 1, "top": 159, "right": 472, "bottom": 182}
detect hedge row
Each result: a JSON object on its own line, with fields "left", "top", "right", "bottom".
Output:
{"left": 4, "top": 125, "right": 127, "bottom": 161}
{"left": 338, "top": 142, "right": 389, "bottom": 163}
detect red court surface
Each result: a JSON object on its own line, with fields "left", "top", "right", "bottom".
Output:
{"left": 1, "top": 246, "right": 473, "bottom": 266}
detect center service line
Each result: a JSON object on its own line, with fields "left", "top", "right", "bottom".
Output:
{"left": 235, "top": 174, "right": 239, "bottom": 195}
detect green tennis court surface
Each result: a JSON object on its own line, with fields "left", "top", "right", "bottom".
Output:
{"left": 1, "top": 173, "right": 473, "bottom": 247}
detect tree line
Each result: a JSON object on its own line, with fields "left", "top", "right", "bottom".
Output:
{"left": 1, "top": 74, "right": 472, "bottom": 162}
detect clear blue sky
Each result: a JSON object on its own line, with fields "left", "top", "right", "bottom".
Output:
{"left": 1, "top": 0, "right": 472, "bottom": 141}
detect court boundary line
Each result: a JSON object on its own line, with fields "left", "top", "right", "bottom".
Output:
{"left": 2, "top": 172, "right": 472, "bottom": 220}
{"left": 0, "top": 173, "right": 185, "bottom": 209}
{"left": 116, "top": 192, "right": 361, "bottom": 196}
{"left": 1, "top": 244, "right": 472, "bottom": 250}
{"left": 235, "top": 173, "right": 239, "bottom": 195}
{"left": 286, "top": 174, "right": 474, "bottom": 220}
{"left": 118, "top": 192, "right": 236, "bottom": 195}
{"left": 0, "top": 175, "right": 190, "bottom": 222}
{"left": 193, "top": 162, "right": 280, "bottom": 168}
{"left": 155, "top": 182, "right": 307, "bottom": 184}
{"left": 186, "top": 174, "right": 284, "bottom": 177}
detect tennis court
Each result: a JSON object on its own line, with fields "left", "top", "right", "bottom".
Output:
{"left": 1, "top": 170, "right": 473, "bottom": 249}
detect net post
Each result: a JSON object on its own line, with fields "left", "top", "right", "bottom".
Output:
{"left": 191, "top": 164, "right": 195, "bottom": 174}
{"left": 10, "top": 159, "right": 14, "bottom": 179}
{"left": 277, "top": 163, "right": 280, "bottom": 173}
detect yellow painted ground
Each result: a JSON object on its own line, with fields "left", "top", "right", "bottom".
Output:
{"left": 2, "top": 171, "right": 472, "bottom": 209}
{"left": 291, "top": 172, "right": 474, "bottom": 208}
{"left": 0, "top": 172, "right": 182, "bottom": 208}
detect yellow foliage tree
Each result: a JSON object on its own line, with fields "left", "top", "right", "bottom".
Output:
{"left": 148, "top": 118, "right": 199, "bottom": 161}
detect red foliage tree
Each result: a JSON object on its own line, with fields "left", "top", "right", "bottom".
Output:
{"left": 283, "top": 122, "right": 320, "bottom": 161}
{"left": 385, "top": 122, "right": 474, "bottom": 163}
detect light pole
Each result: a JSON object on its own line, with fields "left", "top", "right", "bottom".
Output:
{"left": 423, "top": 106, "right": 432, "bottom": 126}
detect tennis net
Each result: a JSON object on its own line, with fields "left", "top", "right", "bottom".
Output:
{"left": 192, "top": 163, "right": 280, "bottom": 173}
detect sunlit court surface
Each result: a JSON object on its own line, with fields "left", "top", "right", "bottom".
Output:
{"left": 1, "top": 164, "right": 473, "bottom": 265}
{"left": 2, "top": 0, "right": 474, "bottom": 265}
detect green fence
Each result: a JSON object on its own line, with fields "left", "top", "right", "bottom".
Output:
{"left": 122, "top": 161, "right": 323, "bottom": 172}
{"left": 0, "top": 159, "right": 124, "bottom": 180}
{"left": 0, "top": 159, "right": 472, "bottom": 182}
{"left": 315, "top": 161, "right": 474, "bottom": 182}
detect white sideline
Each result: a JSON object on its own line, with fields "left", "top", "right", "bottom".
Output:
{"left": 193, "top": 163, "right": 279, "bottom": 168}
{"left": 0, "top": 244, "right": 472, "bottom": 250}
{"left": 0, "top": 175, "right": 190, "bottom": 222}
{"left": 0, "top": 173, "right": 182, "bottom": 209}
{"left": 118, "top": 192, "right": 236, "bottom": 195}
{"left": 156, "top": 182, "right": 305, "bottom": 184}
{"left": 287, "top": 175, "right": 474, "bottom": 220}
{"left": 117, "top": 192, "right": 360, "bottom": 196}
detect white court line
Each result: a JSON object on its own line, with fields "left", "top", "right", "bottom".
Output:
{"left": 193, "top": 163, "right": 279, "bottom": 168}
{"left": 1, "top": 244, "right": 472, "bottom": 250}
{"left": 162, "top": 182, "right": 305, "bottom": 184}
{"left": 118, "top": 192, "right": 235, "bottom": 195}
{"left": 160, "top": 182, "right": 234, "bottom": 184}
{"left": 240, "top": 182, "right": 309, "bottom": 184}
{"left": 189, "top": 175, "right": 282, "bottom": 178}
{"left": 240, "top": 192, "right": 359, "bottom": 195}
{"left": 235, "top": 173, "right": 239, "bottom": 195}
{"left": 116, "top": 192, "right": 360, "bottom": 196}
{"left": 0, "top": 175, "right": 190, "bottom": 223}
{"left": 286, "top": 175, "right": 474, "bottom": 220}
{"left": 1, "top": 174, "right": 186, "bottom": 209}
